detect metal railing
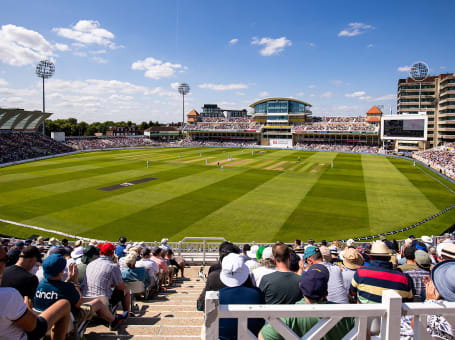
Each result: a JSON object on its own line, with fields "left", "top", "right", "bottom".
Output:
{"left": 204, "top": 290, "right": 455, "bottom": 340}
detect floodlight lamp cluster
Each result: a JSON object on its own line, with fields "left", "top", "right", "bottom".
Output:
{"left": 178, "top": 83, "right": 190, "bottom": 95}
{"left": 35, "top": 60, "right": 55, "bottom": 79}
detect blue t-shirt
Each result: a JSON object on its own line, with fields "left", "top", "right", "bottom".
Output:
{"left": 219, "top": 286, "right": 265, "bottom": 340}
{"left": 115, "top": 244, "right": 126, "bottom": 258}
{"left": 34, "top": 279, "right": 80, "bottom": 314}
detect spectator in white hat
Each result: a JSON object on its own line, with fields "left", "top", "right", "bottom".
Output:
{"left": 245, "top": 245, "right": 260, "bottom": 272}
{"left": 251, "top": 247, "right": 276, "bottom": 287}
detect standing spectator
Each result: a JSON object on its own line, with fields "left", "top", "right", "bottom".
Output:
{"left": 1, "top": 246, "right": 41, "bottom": 308}
{"left": 259, "top": 243, "right": 302, "bottom": 304}
{"left": 82, "top": 243, "right": 131, "bottom": 315}
{"left": 115, "top": 237, "right": 128, "bottom": 259}
{"left": 218, "top": 253, "right": 265, "bottom": 339}
{"left": 0, "top": 246, "right": 71, "bottom": 340}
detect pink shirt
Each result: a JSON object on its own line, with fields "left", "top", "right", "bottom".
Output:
{"left": 151, "top": 256, "right": 168, "bottom": 272}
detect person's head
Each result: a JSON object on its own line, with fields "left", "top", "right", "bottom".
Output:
{"left": 260, "top": 247, "right": 275, "bottom": 268}
{"left": 98, "top": 242, "right": 116, "bottom": 258}
{"left": 431, "top": 259, "right": 455, "bottom": 301}
{"left": 160, "top": 248, "right": 167, "bottom": 258}
{"left": 368, "top": 241, "right": 391, "bottom": 262}
{"left": 61, "top": 239, "right": 69, "bottom": 246}
{"left": 404, "top": 246, "right": 416, "bottom": 261}
{"left": 81, "top": 245, "right": 100, "bottom": 265}
{"left": 48, "top": 237, "right": 59, "bottom": 246}
{"left": 36, "top": 237, "right": 44, "bottom": 245}
{"left": 246, "top": 245, "right": 259, "bottom": 260}
{"left": 343, "top": 248, "right": 364, "bottom": 270}
{"left": 272, "top": 243, "right": 291, "bottom": 266}
{"left": 299, "top": 263, "right": 330, "bottom": 303}
{"left": 141, "top": 247, "right": 151, "bottom": 259}
{"left": 152, "top": 247, "right": 162, "bottom": 257}
{"left": 17, "top": 246, "right": 42, "bottom": 270}
{"left": 119, "top": 236, "right": 127, "bottom": 245}
{"left": 14, "top": 241, "right": 25, "bottom": 249}
{"left": 219, "top": 253, "right": 249, "bottom": 287}
{"left": 125, "top": 254, "right": 137, "bottom": 269}
{"left": 304, "top": 246, "right": 322, "bottom": 265}
{"left": 319, "top": 246, "right": 331, "bottom": 263}
{"left": 409, "top": 235, "right": 416, "bottom": 240}
{"left": 441, "top": 243, "right": 455, "bottom": 261}
{"left": 242, "top": 244, "right": 251, "bottom": 255}
{"left": 346, "top": 239, "right": 355, "bottom": 248}
{"left": 166, "top": 249, "right": 174, "bottom": 258}
{"left": 1, "top": 238, "right": 9, "bottom": 247}
{"left": 289, "top": 251, "right": 300, "bottom": 273}
{"left": 74, "top": 240, "right": 83, "bottom": 248}
{"left": 218, "top": 242, "right": 240, "bottom": 263}
{"left": 308, "top": 239, "right": 315, "bottom": 245}
{"left": 42, "top": 254, "right": 67, "bottom": 280}
{"left": 47, "top": 246, "right": 70, "bottom": 258}
{"left": 294, "top": 239, "right": 301, "bottom": 247}
{"left": 415, "top": 250, "right": 432, "bottom": 271}
{"left": 320, "top": 240, "right": 327, "bottom": 247}
{"left": 161, "top": 238, "right": 168, "bottom": 245}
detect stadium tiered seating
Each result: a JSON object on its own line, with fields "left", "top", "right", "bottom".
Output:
{"left": 414, "top": 143, "right": 455, "bottom": 179}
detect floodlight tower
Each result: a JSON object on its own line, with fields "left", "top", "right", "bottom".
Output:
{"left": 409, "top": 61, "right": 429, "bottom": 111}
{"left": 36, "top": 60, "right": 55, "bottom": 135}
{"left": 178, "top": 83, "right": 190, "bottom": 129}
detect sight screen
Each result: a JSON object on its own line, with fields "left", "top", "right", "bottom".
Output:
{"left": 383, "top": 119, "right": 425, "bottom": 138}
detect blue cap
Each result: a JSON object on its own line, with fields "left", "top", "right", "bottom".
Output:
{"left": 42, "top": 254, "right": 67, "bottom": 279}
{"left": 304, "top": 246, "right": 319, "bottom": 260}
{"left": 300, "top": 264, "right": 329, "bottom": 300}
{"left": 15, "top": 241, "right": 25, "bottom": 248}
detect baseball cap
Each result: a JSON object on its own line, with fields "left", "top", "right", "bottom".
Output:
{"left": 220, "top": 253, "right": 249, "bottom": 287}
{"left": 304, "top": 246, "right": 319, "bottom": 260}
{"left": 98, "top": 242, "right": 116, "bottom": 256}
{"left": 300, "top": 264, "right": 329, "bottom": 300}
{"left": 262, "top": 247, "right": 273, "bottom": 260}
{"left": 414, "top": 250, "right": 431, "bottom": 270}
{"left": 42, "top": 254, "right": 67, "bottom": 279}
{"left": 19, "top": 246, "right": 42, "bottom": 262}
{"left": 15, "top": 241, "right": 25, "bottom": 248}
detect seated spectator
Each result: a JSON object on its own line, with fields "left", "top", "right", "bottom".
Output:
{"left": 440, "top": 243, "right": 455, "bottom": 261}
{"left": 289, "top": 251, "right": 304, "bottom": 276}
{"left": 82, "top": 243, "right": 131, "bottom": 316}
{"left": 76, "top": 245, "right": 100, "bottom": 284}
{"left": 160, "top": 238, "right": 170, "bottom": 252}
{"left": 165, "top": 249, "right": 184, "bottom": 278}
{"left": 294, "top": 239, "right": 303, "bottom": 251}
{"left": 218, "top": 253, "right": 265, "bottom": 340}
{"left": 259, "top": 243, "right": 302, "bottom": 304}
{"left": 121, "top": 254, "right": 151, "bottom": 288}
{"left": 0, "top": 246, "right": 71, "bottom": 340}
{"left": 6, "top": 241, "right": 24, "bottom": 267}
{"left": 115, "top": 237, "right": 128, "bottom": 259}
{"left": 1, "top": 246, "right": 41, "bottom": 308}
{"left": 406, "top": 250, "right": 432, "bottom": 302}
{"left": 61, "top": 239, "right": 72, "bottom": 254}
{"left": 35, "top": 253, "right": 127, "bottom": 330}
{"left": 259, "top": 264, "right": 355, "bottom": 340}
{"left": 251, "top": 247, "right": 276, "bottom": 287}
{"left": 136, "top": 248, "right": 159, "bottom": 286}
{"left": 341, "top": 247, "right": 364, "bottom": 299}
{"left": 398, "top": 246, "right": 418, "bottom": 272}
{"left": 245, "top": 245, "right": 260, "bottom": 272}
{"left": 241, "top": 244, "right": 251, "bottom": 262}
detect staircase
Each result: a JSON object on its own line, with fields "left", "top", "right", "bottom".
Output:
{"left": 86, "top": 266, "right": 206, "bottom": 339}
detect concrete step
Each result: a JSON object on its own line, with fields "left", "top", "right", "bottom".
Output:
{"left": 86, "top": 324, "right": 202, "bottom": 336}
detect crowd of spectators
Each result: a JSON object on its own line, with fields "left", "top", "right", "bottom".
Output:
{"left": 197, "top": 234, "right": 455, "bottom": 339}
{"left": 65, "top": 137, "right": 160, "bottom": 150}
{"left": 188, "top": 117, "right": 261, "bottom": 131}
{"left": 414, "top": 143, "right": 455, "bottom": 179}
{"left": 0, "top": 235, "right": 184, "bottom": 338}
{"left": 179, "top": 138, "right": 258, "bottom": 148}
{"left": 293, "top": 116, "right": 377, "bottom": 132}
{"left": 295, "top": 142, "right": 380, "bottom": 153}
{"left": 0, "top": 132, "right": 72, "bottom": 164}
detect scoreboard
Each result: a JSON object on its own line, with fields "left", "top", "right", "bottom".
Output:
{"left": 381, "top": 114, "right": 427, "bottom": 141}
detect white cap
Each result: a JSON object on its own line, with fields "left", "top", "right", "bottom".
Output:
{"left": 220, "top": 253, "right": 249, "bottom": 287}
{"left": 246, "top": 245, "right": 259, "bottom": 259}
{"left": 71, "top": 246, "right": 84, "bottom": 259}
{"left": 262, "top": 247, "right": 273, "bottom": 260}
{"left": 161, "top": 238, "right": 168, "bottom": 244}
{"left": 346, "top": 239, "right": 355, "bottom": 247}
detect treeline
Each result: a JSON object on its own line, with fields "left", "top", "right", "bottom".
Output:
{"left": 44, "top": 118, "right": 175, "bottom": 137}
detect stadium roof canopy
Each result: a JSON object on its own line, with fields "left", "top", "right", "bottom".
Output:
{"left": 249, "top": 97, "right": 312, "bottom": 108}
{"left": 0, "top": 108, "right": 52, "bottom": 131}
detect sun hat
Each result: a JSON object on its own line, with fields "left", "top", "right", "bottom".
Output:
{"left": 261, "top": 247, "right": 273, "bottom": 260}
{"left": 36, "top": 237, "right": 44, "bottom": 245}
{"left": 42, "top": 254, "right": 67, "bottom": 279}
{"left": 431, "top": 259, "right": 455, "bottom": 302}
{"left": 220, "top": 253, "right": 249, "bottom": 287}
{"left": 19, "top": 246, "right": 42, "bottom": 262}
{"left": 369, "top": 241, "right": 391, "bottom": 256}
{"left": 246, "top": 245, "right": 259, "bottom": 259}
{"left": 404, "top": 238, "right": 413, "bottom": 247}
{"left": 48, "top": 246, "right": 70, "bottom": 257}
{"left": 70, "top": 246, "right": 84, "bottom": 259}
{"left": 89, "top": 240, "right": 97, "bottom": 246}
{"left": 304, "top": 246, "right": 319, "bottom": 260}
{"left": 441, "top": 243, "right": 455, "bottom": 259}
{"left": 421, "top": 236, "right": 433, "bottom": 244}
{"left": 319, "top": 246, "right": 331, "bottom": 262}
{"left": 161, "top": 238, "right": 168, "bottom": 244}
{"left": 98, "top": 242, "right": 116, "bottom": 256}
{"left": 125, "top": 254, "right": 137, "bottom": 267}
{"left": 415, "top": 250, "right": 431, "bottom": 270}
{"left": 48, "top": 237, "right": 59, "bottom": 246}
{"left": 300, "top": 264, "right": 330, "bottom": 300}
{"left": 343, "top": 248, "right": 364, "bottom": 270}
{"left": 346, "top": 239, "right": 355, "bottom": 247}
{"left": 74, "top": 240, "right": 83, "bottom": 247}
{"left": 81, "top": 245, "right": 100, "bottom": 265}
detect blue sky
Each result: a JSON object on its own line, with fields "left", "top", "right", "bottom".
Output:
{"left": 0, "top": 0, "right": 454, "bottom": 123}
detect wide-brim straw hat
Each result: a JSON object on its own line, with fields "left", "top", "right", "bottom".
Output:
{"left": 369, "top": 241, "right": 392, "bottom": 256}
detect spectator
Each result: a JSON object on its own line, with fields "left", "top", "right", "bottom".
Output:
{"left": 406, "top": 250, "right": 432, "bottom": 302}
{"left": 398, "top": 247, "right": 418, "bottom": 272}
{"left": 6, "top": 241, "right": 24, "bottom": 267}
{"left": 160, "top": 238, "right": 170, "bottom": 252}
{"left": 166, "top": 249, "right": 184, "bottom": 278}
{"left": 61, "top": 239, "right": 72, "bottom": 254}
{"left": 341, "top": 247, "right": 364, "bottom": 298}
{"left": 218, "top": 253, "right": 265, "bottom": 340}
{"left": 440, "top": 243, "right": 455, "bottom": 261}
{"left": 77, "top": 245, "right": 99, "bottom": 284}
{"left": 259, "top": 243, "right": 302, "bottom": 304}
{"left": 136, "top": 248, "right": 159, "bottom": 287}
{"left": 294, "top": 239, "right": 303, "bottom": 251}
{"left": 0, "top": 246, "right": 71, "bottom": 340}
{"left": 259, "top": 264, "right": 355, "bottom": 340}
{"left": 121, "top": 254, "right": 151, "bottom": 288}
{"left": 251, "top": 247, "right": 276, "bottom": 287}
{"left": 82, "top": 242, "right": 131, "bottom": 316}
{"left": 150, "top": 247, "right": 169, "bottom": 289}
{"left": 289, "top": 251, "right": 304, "bottom": 275}
{"left": 115, "top": 237, "right": 128, "bottom": 259}
{"left": 240, "top": 244, "right": 251, "bottom": 262}
{"left": 245, "top": 245, "right": 260, "bottom": 272}
{"left": 1, "top": 246, "right": 41, "bottom": 308}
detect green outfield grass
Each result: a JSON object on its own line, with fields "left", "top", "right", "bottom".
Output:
{"left": 1, "top": 147, "right": 454, "bottom": 242}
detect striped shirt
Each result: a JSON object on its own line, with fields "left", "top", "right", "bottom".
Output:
{"left": 350, "top": 260, "right": 413, "bottom": 304}
{"left": 82, "top": 256, "right": 122, "bottom": 299}
{"left": 406, "top": 267, "right": 430, "bottom": 302}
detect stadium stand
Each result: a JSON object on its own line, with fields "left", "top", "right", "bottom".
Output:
{"left": 414, "top": 143, "right": 455, "bottom": 179}
{"left": 65, "top": 137, "right": 159, "bottom": 150}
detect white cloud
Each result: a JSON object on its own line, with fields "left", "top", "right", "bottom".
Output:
{"left": 92, "top": 56, "right": 107, "bottom": 64}
{"left": 321, "top": 91, "right": 333, "bottom": 98}
{"left": 296, "top": 92, "right": 305, "bottom": 97}
{"left": 308, "top": 84, "right": 316, "bottom": 89}
{"left": 170, "top": 82, "right": 180, "bottom": 90}
{"left": 359, "top": 94, "right": 395, "bottom": 102}
{"left": 338, "top": 22, "right": 374, "bottom": 37}
{"left": 0, "top": 24, "right": 55, "bottom": 66}
{"left": 345, "top": 91, "right": 366, "bottom": 98}
{"left": 258, "top": 91, "right": 269, "bottom": 97}
{"left": 397, "top": 65, "right": 411, "bottom": 72}
{"left": 367, "top": 44, "right": 374, "bottom": 48}
{"left": 53, "top": 20, "right": 120, "bottom": 49}
{"left": 251, "top": 36, "right": 292, "bottom": 56}
{"left": 89, "top": 49, "right": 107, "bottom": 55}
{"left": 229, "top": 38, "right": 239, "bottom": 45}
{"left": 131, "top": 57, "right": 184, "bottom": 79}
{"left": 54, "top": 43, "right": 70, "bottom": 51}
{"left": 0, "top": 78, "right": 7, "bottom": 86}
{"left": 73, "top": 51, "right": 87, "bottom": 57}
{"left": 198, "top": 83, "right": 248, "bottom": 91}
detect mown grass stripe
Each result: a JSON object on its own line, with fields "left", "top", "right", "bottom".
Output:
{"left": 278, "top": 153, "right": 368, "bottom": 241}
{"left": 86, "top": 168, "right": 281, "bottom": 240}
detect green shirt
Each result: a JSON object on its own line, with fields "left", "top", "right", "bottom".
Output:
{"left": 260, "top": 300, "right": 355, "bottom": 340}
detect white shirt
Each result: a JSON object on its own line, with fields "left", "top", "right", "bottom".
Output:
{"left": 245, "top": 259, "right": 260, "bottom": 273}
{"left": 136, "top": 258, "right": 159, "bottom": 280}
{"left": 0, "top": 287, "right": 27, "bottom": 340}
{"left": 321, "top": 262, "right": 349, "bottom": 304}
{"left": 251, "top": 266, "right": 276, "bottom": 287}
